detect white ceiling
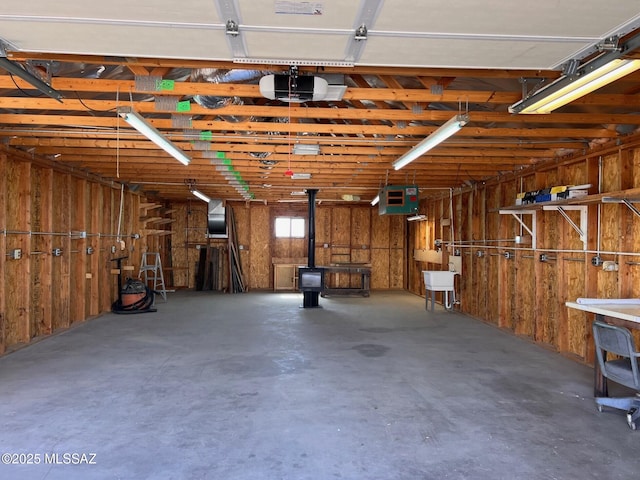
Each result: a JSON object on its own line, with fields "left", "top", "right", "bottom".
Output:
{"left": 1, "top": 0, "right": 640, "bottom": 69}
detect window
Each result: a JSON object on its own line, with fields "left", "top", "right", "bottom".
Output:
{"left": 275, "top": 217, "right": 305, "bottom": 238}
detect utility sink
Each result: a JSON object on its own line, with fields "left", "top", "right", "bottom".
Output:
{"left": 422, "top": 271, "right": 459, "bottom": 312}
{"left": 423, "top": 270, "right": 457, "bottom": 290}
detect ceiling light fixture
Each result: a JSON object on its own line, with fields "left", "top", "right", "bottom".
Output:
{"left": 510, "top": 59, "right": 640, "bottom": 114}
{"left": 510, "top": 33, "right": 640, "bottom": 114}
{"left": 191, "top": 189, "right": 211, "bottom": 203}
{"left": 293, "top": 144, "right": 320, "bottom": 155}
{"left": 407, "top": 214, "right": 427, "bottom": 221}
{"left": 392, "top": 114, "right": 469, "bottom": 170}
{"left": 291, "top": 173, "right": 312, "bottom": 180}
{"left": 0, "top": 56, "right": 64, "bottom": 102}
{"left": 117, "top": 106, "right": 191, "bottom": 165}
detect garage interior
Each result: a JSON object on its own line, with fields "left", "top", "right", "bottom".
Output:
{"left": 2, "top": 0, "right": 640, "bottom": 478}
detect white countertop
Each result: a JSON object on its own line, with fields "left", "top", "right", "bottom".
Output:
{"left": 566, "top": 301, "right": 640, "bottom": 324}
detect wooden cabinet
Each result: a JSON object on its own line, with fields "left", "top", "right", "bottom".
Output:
{"left": 272, "top": 257, "right": 307, "bottom": 291}
{"left": 274, "top": 264, "right": 299, "bottom": 291}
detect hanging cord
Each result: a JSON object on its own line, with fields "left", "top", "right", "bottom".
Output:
{"left": 116, "top": 88, "right": 120, "bottom": 178}
{"left": 116, "top": 183, "right": 124, "bottom": 245}
{"left": 287, "top": 71, "right": 293, "bottom": 174}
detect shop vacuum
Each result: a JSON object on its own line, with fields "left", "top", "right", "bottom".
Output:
{"left": 110, "top": 256, "right": 157, "bottom": 314}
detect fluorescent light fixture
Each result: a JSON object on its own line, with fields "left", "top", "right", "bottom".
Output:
{"left": 291, "top": 173, "right": 312, "bottom": 180}
{"left": 0, "top": 57, "right": 64, "bottom": 102}
{"left": 407, "top": 214, "right": 427, "bottom": 221}
{"left": 392, "top": 114, "right": 469, "bottom": 170}
{"left": 509, "top": 31, "right": 640, "bottom": 115}
{"left": 293, "top": 144, "right": 321, "bottom": 155}
{"left": 371, "top": 194, "right": 380, "bottom": 206}
{"left": 117, "top": 106, "right": 191, "bottom": 165}
{"left": 510, "top": 59, "right": 640, "bottom": 114}
{"left": 191, "top": 189, "right": 211, "bottom": 203}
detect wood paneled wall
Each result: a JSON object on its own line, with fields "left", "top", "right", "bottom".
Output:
{"left": 169, "top": 201, "right": 406, "bottom": 291}
{"left": 409, "top": 135, "right": 640, "bottom": 363}
{"left": 0, "top": 151, "right": 150, "bottom": 354}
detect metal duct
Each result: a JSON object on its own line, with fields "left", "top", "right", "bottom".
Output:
{"left": 207, "top": 199, "right": 227, "bottom": 238}
{"left": 191, "top": 68, "right": 266, "bottom": 122}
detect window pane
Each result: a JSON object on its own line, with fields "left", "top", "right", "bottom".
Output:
{"left": 275, "top": 217, "right": 290, "bottom": 238}
{"left": 291, "top": 218, "right": 305, "bottom": 238}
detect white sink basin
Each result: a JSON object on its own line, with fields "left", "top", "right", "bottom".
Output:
{"left": 423, "top": 271, "right": 457, "bottom": 290}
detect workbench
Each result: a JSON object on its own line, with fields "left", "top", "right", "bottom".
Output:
{"left": 566, "top": 299, "right": 640, "bottom": 397}
{"left": 320, "top": 264, "right": 371, "bottom": 297}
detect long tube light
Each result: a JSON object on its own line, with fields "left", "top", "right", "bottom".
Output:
{"left": 0, "top": 57, "right": 64, "bottom": 102}
{"left": 117, "top": 106, "right": 191, "bottom": 165}
{"left": 191, "top": 189, "right": 211, "bottom": 203}
{"left": 510, "top": 59, "right": 640, "bottom": 114}
{"left": 510, "top": 31, "right": 640, "bottom": 115}
{"left": 370, "top": 193, "right": 380, "bottom": 206}
{"left": 392, "top": 114, "right": 469, "bottom": 170}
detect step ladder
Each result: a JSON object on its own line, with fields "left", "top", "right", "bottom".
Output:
{"left": 139, "top": 252, "right": 167, "bottom": 302}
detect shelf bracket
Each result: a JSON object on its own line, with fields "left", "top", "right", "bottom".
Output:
{"left": 621, "top": 199, "right": 640, "bottom": 219}
{"left": 499, "top": 209, "right": 537, "bottom": 249}
{"left": 543, "top": 205, "right": 587, "bottom": 250}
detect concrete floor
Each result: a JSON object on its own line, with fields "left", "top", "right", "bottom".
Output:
{"left": 1, "top": 291, "right": 639, "bottom": 480}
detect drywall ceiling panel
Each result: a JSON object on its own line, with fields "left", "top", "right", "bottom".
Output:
{"left": 0, "top": 0, "right": 220, "bottom": 24}
{"left": 358, "top": 37, "right": 591, "bottom": 70}
{"left": 0, "top": 22, "right": 229, "bottom": 60}
{"left": 243, "top": 32, "right": 348, "bottom": 63}
{"left": 238, "top": 0, "right": 359, "bottom": 29}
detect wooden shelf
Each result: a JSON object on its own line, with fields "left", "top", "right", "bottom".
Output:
{"left": 497, "top": 186, "right": 640, "bottom": 212}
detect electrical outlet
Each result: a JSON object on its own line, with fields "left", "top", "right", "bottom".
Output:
{"left": 52, "top": 248, "right": 62, "bottom": 257}
{"left": 86, "top": 247, "right": 94, "bottom": 255}
{"left": 504, "top": 251, "right": 513, "bottom": 259}
{"left": 10, "top": 248, "right": 22, "bottom": 260}
{"left": 602, "top": 261, "right": 619, "bottom": 272}
{"left": 111, "top": 245, "right": 116, "bottom": 254}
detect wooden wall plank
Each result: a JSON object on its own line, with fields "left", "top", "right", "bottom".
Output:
{"left": 51, "top": 172, "right": 71, "bottom": 331}
{"left": 370, "top": 212, "right": 390, "bottom": 289}
{"left": 30, "top": 167, "right": 53, "bottom": 338}
{"left": 70, "top": 177, "right": 87, "bottom": 324}
{"left": 5, "top": 159, "right": 31, "bottom": 346}
{"left": 0, "top": 154, "right": 6, "bottom": 354}
{"left": 88, "top": 182, "right": 102, "bottom": 317}
{"left": 248, "top": 204, "right": 271, "bottom": 289}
